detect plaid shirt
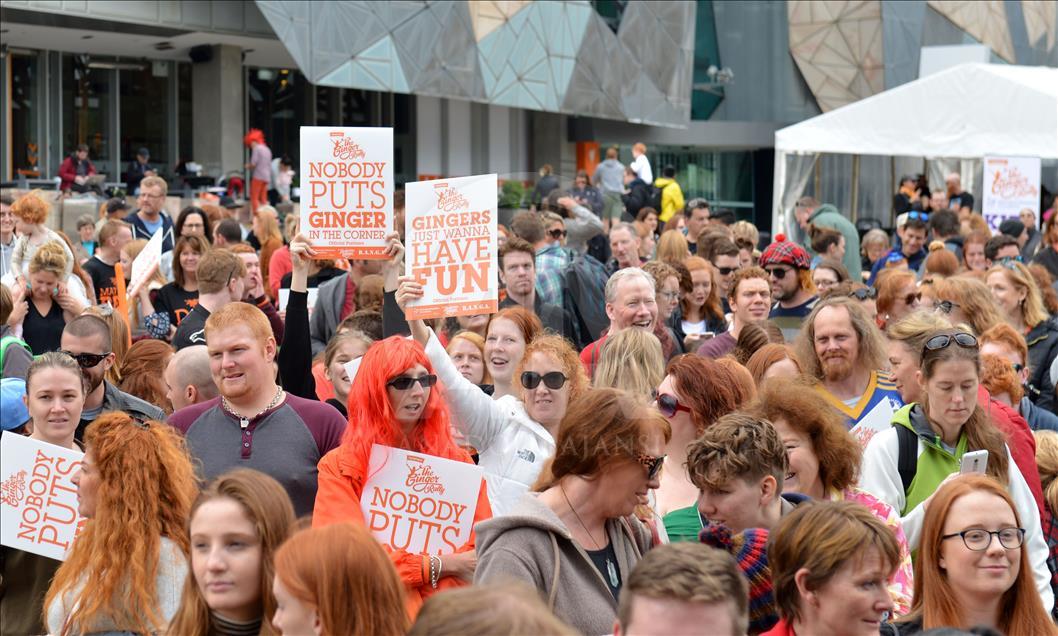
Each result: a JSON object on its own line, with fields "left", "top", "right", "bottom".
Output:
{"left": 535, "top": 245, "right": 571, "bottom": 306}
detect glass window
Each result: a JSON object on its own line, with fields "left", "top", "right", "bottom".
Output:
{"left": 247, "top": 67, "right": 309, "bottom": 167}
{"left": 10, "top": 53, "right": 40, "bottom": 178}
{"left": 177, "top": 63, "right": 192, "bottom": 169}
{"left": 62, "top": 54, "right": 112, "bottom": 173}
{"left": 120, "top": 61, "right": 170, "bottom": 177}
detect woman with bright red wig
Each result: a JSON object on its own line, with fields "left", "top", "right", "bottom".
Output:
{"left": 312, "top": 335, "right": 492, "bottom": 618}
{"left": 243, "top": 128, "right": 271, "bottom": 215}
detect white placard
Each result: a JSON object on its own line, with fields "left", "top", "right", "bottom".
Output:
{"left": 278, "top": 287, "right": 319, "bottom": 315}
{"left": 342, "top": 356, "right": 363, "bottom": 387}
{"left": 849, "top": 397, "right": 902, "bottom": 450}
{"left": 0, "top": 432, "right": 86, "bottom": 561}
{"left": 361, "top": 444, "right": 483, "bottom": 555}
{"left": 299, "top": 127, "right": 393, "bottom": 260}
{"left": 127, "top": 228, "right": 164, "bottom": 300}
{"left": 982, "top": 156, "right": 1041, "bottom": 232}
{"left": 404, "top": 174, "right": 499, "bottom": 320}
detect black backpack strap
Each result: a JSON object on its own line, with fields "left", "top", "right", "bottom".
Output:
{"left": 895, "top": 424, "right": 918, "bottom": 496}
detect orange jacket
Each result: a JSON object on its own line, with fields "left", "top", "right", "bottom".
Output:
{"left": 313, "top": 443, "right": 492, "bottom": 617}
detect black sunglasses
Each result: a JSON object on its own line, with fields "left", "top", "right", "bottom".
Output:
{"left": 655, "top": 393, "right": 691, "bottom": 418}
{"left": 924, "top": 332, "right": 978, "bottom": 354}
{"left": 716, "top": 266, "right": 740, "bottom": 276}
{"left": 521, "top": 371, "right": 568, "bottom": 390}
{"left": 766, "top": 266, "right": 791, "bottom": 280}
{"left": 636, "top": 454, "right": 666, "bottom": 480}
{"left": 548, "top": 228, "right": 567, "bottom": 239}
{"left": 386, "top": 374, "right": 438, "bottom": 390}
{"left": 59, "top": 350, "right": 110, "bottom": 368}
{"left": 934, "top": 300, "right": 960, "bottom": 314}
{"left": 849, "top": 287, "right": 877, "bottom": 300}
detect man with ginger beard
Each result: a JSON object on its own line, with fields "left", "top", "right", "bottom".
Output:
{"left": 794, "top": 296, "right": 902, "bottom": 445}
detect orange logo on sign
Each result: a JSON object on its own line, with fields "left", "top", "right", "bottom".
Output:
{"left": 332, "top": 136, "right": 366, "bottom": 161}
{"left": 435, "top": 186, "right": 469, "bottom": 212}
{"left": 1, "top": 470, "right": 27, "bottom": 507}
{"left": 405, "top": 456, "right": 445, "bottom": 495}
{"left": 991, "top": 167, "right": 1039, "bottom": 199}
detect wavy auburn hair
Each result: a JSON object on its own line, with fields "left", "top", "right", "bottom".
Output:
{"left": 275, "top": 523, "right": 409, "bottom": 636}
{"left": 666, "top": 354, "right": 751, "bottom": 436}
{"left": 344, "top": 336, "right": 463, "bottom": 466}
{"left": 44, "top": 412, "right": 198, "bottom": 635}
{"left": 908, "top": 474, "right": 1057, "bottom": 635}
{"left": 169, "top": 469, "right": 296, "bottom": 636}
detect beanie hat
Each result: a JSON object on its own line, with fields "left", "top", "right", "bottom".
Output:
{"left": 998, "top": 218, "right": 1026, "bottom": 239}
{"left": 758, "top": 234, "right": 810, "bottom": 270}
{"left": 1, "top": 378, "right": 30, "bottom": 431}
{"left": 700, "top": 522, "right": 776, "bottom": 633}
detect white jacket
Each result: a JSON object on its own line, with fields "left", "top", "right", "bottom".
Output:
{"left": 425, "top": 332, "right": 554, "bottom": 516}
{"left": 859, "top": 427, "right": 1054, "bottom": 611}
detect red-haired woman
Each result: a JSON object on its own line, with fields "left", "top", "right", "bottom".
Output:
{"left": 44, "top": 411, "right": 198, "bottom": 635}
{"left": 679, "top": 256, "right": 726, "bottom": 347}
{"left": 893, "top": 474, "right": 1057, "bottom": 634}
{"left": 875, "top": 269, "right": 919, "bottom": 330}
{"left": 272, "top": 523, "right": 409, "bottom": 636}
{"left": 312, "top": 335, "right": 492, "bottom": 618}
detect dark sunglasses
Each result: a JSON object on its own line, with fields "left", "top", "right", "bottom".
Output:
{"left": 934, "top": 299, "right": 960, "bottom": 314}
{"left": 521, "top": 371, "right": 568, "bottom": 390}
{"left": 636, "top": 454, "right": 666, "bottom": 480}
{"left": 848, "top": 287, "right": 877, "bottom": 300}
{"left": 766, "top": 266, "right": 791, "bottom": 280}
{"left": 924, "top": 332, "right": 978, "bottom": 354}
{"left": 655, "top": 393, "right": 691, "bottom": 418}
{"left": 386, "top": 374, "right": 438, "bottom": 390}
{"left": 59, "top": 350, "right": 110, "bottom": 368}
{"left": 716, "top": 266, "right": 740, "bottom": 276}
{"left": 548, "top": 228, "right": 567, "bottom": 239}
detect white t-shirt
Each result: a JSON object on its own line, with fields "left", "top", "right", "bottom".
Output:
{"left": 681, "top": 319, "right": 707, "bottom": 335}
{"left": 631, "top": 154, "right": 653, "bottom": 185}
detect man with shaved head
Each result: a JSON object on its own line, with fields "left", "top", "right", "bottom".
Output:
{"left": 164, "top": 345, "right": 219, "bottom": 411}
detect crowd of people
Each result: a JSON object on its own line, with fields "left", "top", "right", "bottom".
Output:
{"left": 2, "top": 146, "right": 1058, "bottom": 636}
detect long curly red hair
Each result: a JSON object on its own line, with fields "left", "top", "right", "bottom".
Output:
{"left": 344, "top": 336, "right": 465, "bottom": 471}
{"left": 44, "top": 412, "right": 198, "bottom": 635}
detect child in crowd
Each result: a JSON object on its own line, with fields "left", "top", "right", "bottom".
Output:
{"left": 9, "top": 190, "right": 74, "bottom": 288}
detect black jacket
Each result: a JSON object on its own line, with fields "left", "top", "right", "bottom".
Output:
{"left": 621, "top": 178, "right": 651, "bottom": 219}
{"left": 1027, "top": 319, "right": 1058, "bottom": 414}
{"left": 76, "top": 381, "right": 167, "bottom": 442}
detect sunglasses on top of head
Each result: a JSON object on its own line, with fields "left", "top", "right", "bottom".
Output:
{"left": 521, "top": 371, "right": 568, "bottom": 390}
{"left": 386, "top": 374, "right": 438, "bottom": 390}
{"left": 923, "top": 332, "right": 977, "bottom": 354}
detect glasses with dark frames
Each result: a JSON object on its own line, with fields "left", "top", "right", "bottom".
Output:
{"left": 521, "top": 371, "right": 568, "bottom": 390}
{"left": 941, "top": 527, "right": 1025, "bottom": 551}
{"left": 386, "top": 374, "right": 438, "bottom": 390}
{"left": 58, "top": 350, "right": 111, "bottom": 368}
{"left": 923, "top": 332, "right": 978, "bottom": 354}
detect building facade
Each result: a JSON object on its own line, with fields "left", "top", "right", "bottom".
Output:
{"left": 2, "top": 0, "right": 1055, "bottom": 230}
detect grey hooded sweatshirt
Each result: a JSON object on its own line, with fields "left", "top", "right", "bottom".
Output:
{"left": 475, "top": 493, "right": 653, "bottom": 636}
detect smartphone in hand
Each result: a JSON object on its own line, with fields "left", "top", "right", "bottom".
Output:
{"left": 959, "top": 450, "right": 988, "bottom": 475}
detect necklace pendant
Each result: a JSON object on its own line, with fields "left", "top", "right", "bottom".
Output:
{"left": 606, "top": 558, "right": 619, "bottom": 587}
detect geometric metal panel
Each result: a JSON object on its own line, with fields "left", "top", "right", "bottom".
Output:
{"left": 254, "top": 0, "right": 695, "bottom": 127}
{"left": 1022, "top": 0, "right": 1057, "bottom": 52}
{"left": 788, "top": 1, "right": 885, "bottom": 112}
{"left": 927, "top": 0, "right": 1016, "bottom": 62}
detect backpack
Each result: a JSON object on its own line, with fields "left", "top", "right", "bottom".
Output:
{"left": 0, "top": 335, "right": 32, "bottom": 370}
{"left": 647, "top": 182, "right": 665, "bottom": 212}
{"left": 895, "top": 424, "right": 918, "bottom": 495}
{"left": 561, "top": 253, "right": 610, "bottom": 350}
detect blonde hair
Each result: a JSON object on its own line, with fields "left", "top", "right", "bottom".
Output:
{"left": 592, "top": 328, "right": 665, "bottom": 402}
{"left": 656, "top": 229, "right": 690, "bottom": 264}
{"left": 140, "top": 175, "right": 168, "bottom": 196}
{"left": 29, "top": 241, "right": 69, "bottom": 278}
{"left": 1035, "top": 430, "right": 1058, "bottom": 514}
{"left": 986, "top": 261, "right": 1049, "bottom": 329}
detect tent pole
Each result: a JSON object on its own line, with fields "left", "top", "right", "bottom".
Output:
{"left": 890, "top": 156, "right": 896, "bottom": 225}
{"left": 851, "top": 155, "right": 860, "bottom": 222}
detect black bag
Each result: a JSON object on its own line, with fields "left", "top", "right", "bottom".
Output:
{"left": 561, "top": 253, "right": 610, "bottom": 350}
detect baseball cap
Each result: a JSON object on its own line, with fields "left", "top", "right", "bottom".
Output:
{"left": 1, "top": 378, "right": 30, "bottom": 431}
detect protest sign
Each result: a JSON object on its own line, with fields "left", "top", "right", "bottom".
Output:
{"left": 404, "top": 174, "right": 498, "bottom": 320}
{"left": 128, "top": 228, "right": 165, "bottom": 300}
{"left": 300, "top": 127, "right": 393, "bottom": 260}
{"left": 278, "top": 287, "right": 319, "bottom": 316}
{"left": 361, "top": 444, "right": 483, "bottom": 555}
{"left": 0, "top": 432, "right": 86, "bottom": 561}
{"left": 982, "top": 156, "right": 1041, "bottom": 231}
{"left": 849, "top": 396, "right": 902, "bottom": 450}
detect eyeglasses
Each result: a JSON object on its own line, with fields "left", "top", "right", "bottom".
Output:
{"left": 226, "top": 262, "right": 240, "bottom": 286}
{"left": 521, "top": 371, "right": 568, "bottom": 390}
{"left": 902, "top": 292, "right": 922, "bottom": 306}
{"left": 655, "top": 393, "right": 691, "bottom": 418}
{"left": 636, "top": 454, "right": 666, "bottom": 480}
{"left": 138, "top": 192, "right": 164, "bottom": 200}
{"left": 849, "top": 287, "right": 877, "bottom": 301}
{"left": 716, "top": 266, "right": 741, "bottom": 276}
{"left": 58, "top": 350, "right": 111, "bottom": 368}
{"left": 548, "top": 228, "right": 567, "bottom": 239}
{"left": 942, "top": 527, "right": 1025, "bottom": 551}
{"left": 924, "top": 332, "right": 978, "bottom": 353}
{"left": 766, "top": 266, "right": 791, "bottom": 280}
{"left": 386, "top": 374, "right": 438, "bottom": 390}
{"left": 934, "top": 300, "right": 959, "bottom": 314}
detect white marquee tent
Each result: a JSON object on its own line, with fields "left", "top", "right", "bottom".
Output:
{"left": 771, "top": 63, "right": 1058, "bottom": 237}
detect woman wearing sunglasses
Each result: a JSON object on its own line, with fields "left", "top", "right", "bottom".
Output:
{"left": 476, "top": 388, "right": 670, "bottom": 636}
{"left": 1, "top": 353, "right": 85, "bottom": 634}
{"left": 874, "top": 269, "right": 919, "bottom": 331}
{"left": 888, "top": 474, "right": 1057, "bottom": 635}
{"left": 398, "top": 278, "right": 587, "bottom": 517}
{"left": 655, "top": 355, "right": 754, "bottom": 540}
{"left": 986, "top": 260, "right": 1058, "bottom": 413}
{"left": 930, "top": 275, "right": 1004, "bottom": 337}
{"left": 859, "top": 328, "right": 1054, "bottom": 608}
{"left": 312, "top": 334, "right": 491, "bottom": 617}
